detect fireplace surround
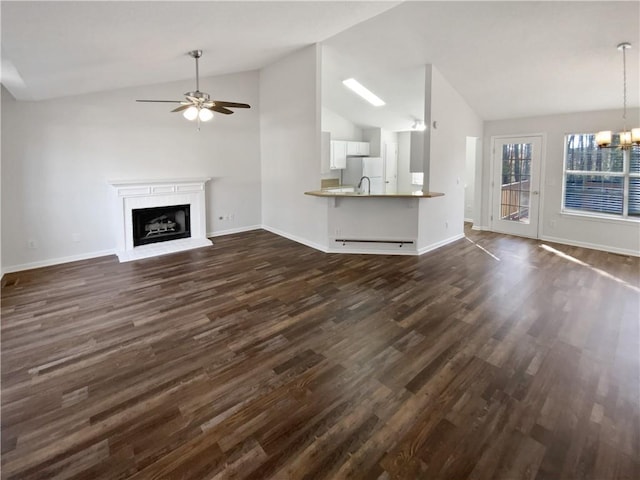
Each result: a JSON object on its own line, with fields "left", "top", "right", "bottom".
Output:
{"left": 108, "top": 178, "right": 212, "bottom": 262}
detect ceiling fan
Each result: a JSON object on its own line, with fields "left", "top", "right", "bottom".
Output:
{"left": 136, "top": 50, "right": 250, "bottom": 128}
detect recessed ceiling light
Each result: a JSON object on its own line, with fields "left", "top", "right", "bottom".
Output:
{"left": 342, "top": 78, "right": 385, "bottom": 107}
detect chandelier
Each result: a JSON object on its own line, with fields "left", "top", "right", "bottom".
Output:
{"left": 596, "top": 42, "right": 640, "bottom": 148}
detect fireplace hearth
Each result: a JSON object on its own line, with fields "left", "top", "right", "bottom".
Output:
{"left": 132, "top": 204, "right": 191, "bottom": 246}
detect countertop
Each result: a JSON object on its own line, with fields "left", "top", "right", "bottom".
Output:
{"left": 304, "top": 190, "right": 444, "bottom": 198}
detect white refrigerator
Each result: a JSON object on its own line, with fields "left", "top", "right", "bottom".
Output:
{"left": 362, "top": 157, "right": 384, "bottom": 194}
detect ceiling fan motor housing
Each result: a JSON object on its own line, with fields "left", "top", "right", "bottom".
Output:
{"left": 185, "top": 91, "right": 210, "bottom": 101}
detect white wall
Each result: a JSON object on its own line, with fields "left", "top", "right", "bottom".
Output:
{"left": 381, "top": 129, "right": 398, "bottom": 150}
{"left": 260, "top": 45, "right": 328, "bottom": 251}
{"left": 418, "top": 66, "right": 483, "bottom": 250}
{"left": 321, "top": 107, "right": 363, "bottom": 141}
{"left": 363, "top": 128, "right": 381, "bottom": 157}
{"left": 482, "top": 108, "right": 640, "bottom": 255}
{"left": 1, "top": 71, "right": 261, "bottom": 272}
{"left": 361, "top": 127, "right": 398, "bottom": 159}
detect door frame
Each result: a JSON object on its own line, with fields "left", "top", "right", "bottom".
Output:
{"left": 489, "top": 133, "right": 546, "bottom": 239}
{"left": 383, "top": 141, "right": 398, "bottom": 193}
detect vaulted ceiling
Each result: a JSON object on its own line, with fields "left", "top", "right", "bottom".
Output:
{"left": 2, "top": 1, "right": 639, "bottom": 130}
{"left": 1, "top": 1, "right": 399, "bottom": 100}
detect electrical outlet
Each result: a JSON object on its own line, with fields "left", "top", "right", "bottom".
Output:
{"left": 445, "top": 221, "right": 449, "bottom": 229}
{"left": 27, "top": 239, "right": 38, "bottom": 249}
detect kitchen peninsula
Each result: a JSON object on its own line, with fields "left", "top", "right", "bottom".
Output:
{"left": 304, "top": 189, "right": 449, "bottom": 255}
{"left": 305, "top": 190, "right": 443, "bottom": 198}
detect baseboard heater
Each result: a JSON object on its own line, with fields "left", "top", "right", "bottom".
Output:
{"left": 335, "top": 239, "right": 414, "bottom": 247}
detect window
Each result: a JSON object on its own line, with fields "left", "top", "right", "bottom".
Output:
{"left": 563, "top": 133, "right": 640, "bottom": 219}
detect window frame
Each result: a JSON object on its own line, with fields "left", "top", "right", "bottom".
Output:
{"left": 562, "top": 133, "right": 640, "bottom": 222}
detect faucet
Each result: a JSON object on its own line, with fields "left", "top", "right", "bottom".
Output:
{"left": 357, "top": 176, "right": 371, "bottom": 194}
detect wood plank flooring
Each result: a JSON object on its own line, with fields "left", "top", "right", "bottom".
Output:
{"left": 1, "top": 227, "right": 639, "bottom": 479}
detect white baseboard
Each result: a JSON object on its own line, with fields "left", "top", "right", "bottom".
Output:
{"left": 0, "top": 228, "right": 503, "bottom": 277}
{"left": 417, "top": 233, "right": 465, "bottom": 255}
{"left": 261, "top": 225, "right": 329, "bottom": 253}
{"left": 208, "top": 225, "right": 262, "bottom": 238}
{"left": 540, "top": 235, "right": 640, "bottom": 257}
{"left": 2, "top": 249, "right": 116, "bottom": 276}
{"left": 471, "top": 225, "right": 490, "bottom": 231}
{"left": 464, "top": 218, "right": 474, "bottom": 223}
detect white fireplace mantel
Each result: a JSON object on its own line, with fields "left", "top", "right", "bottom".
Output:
{"left": 108, "top": 177, "right": 212, "bottom": 262}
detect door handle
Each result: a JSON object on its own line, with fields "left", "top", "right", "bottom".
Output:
{"left": 532, "top": 191, "right": 539, "bottom": 195}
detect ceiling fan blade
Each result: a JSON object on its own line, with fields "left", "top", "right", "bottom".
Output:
{"left": 213, "top": 101, "right": 251, "bottom": 109}
{"left": 171, "top": 105, "right": 191, "bottom": 113}
{"left": 136, "top": 100, "right": 183, "bottom": 103}
{"left": 208, "top": 106, "right": 234, "bottom": 115}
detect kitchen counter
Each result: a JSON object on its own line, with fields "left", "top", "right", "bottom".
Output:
{"left": 305, "top": 190, "right": 444, "bottom": 198}
{"left": 303, "top": 187, "right": 453, "bottom": 256}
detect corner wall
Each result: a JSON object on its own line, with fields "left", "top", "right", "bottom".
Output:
{"left": 259, "top": 45, "right": 328, "bottom": 251}
{"left": 482, "top": 109, "right": 640, "bottom": 255}
{"left": 418, "top": 66, "right": 483, "bottom": 251}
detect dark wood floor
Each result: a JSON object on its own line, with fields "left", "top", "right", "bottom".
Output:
{"left": 1, "top": 227, "right": 639, "bottom": 479}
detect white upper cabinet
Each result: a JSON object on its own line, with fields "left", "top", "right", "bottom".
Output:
{"left": 346, "top": 141, "right": 370, "bottom": 156}
{"left": 330, "top": 140, "right": 347, "bottom": 169}
{"left": 329, "top": 140, "right": 371, "bottom": 170}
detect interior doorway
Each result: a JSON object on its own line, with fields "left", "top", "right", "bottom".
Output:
{"left": 383, "top": 142, "right": 398, "bottom": 193}
{"left": 464, "top": 137, "right": 478, "bottom": 223}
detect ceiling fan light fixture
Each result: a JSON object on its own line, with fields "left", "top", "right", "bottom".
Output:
{"left": 183, "top": 106, "right": 199, "bottom": 121}
{"left": 199, "top": 108, "right": 214, "bottom": 122}
{"left": 136, "top": 50, "right": 250, "bottom": 129}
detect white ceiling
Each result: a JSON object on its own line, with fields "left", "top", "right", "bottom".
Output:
{"left": 322, "top": 1, "right": 640, "bottom": 130}
{"left": 2, "top": 1, "right": 639, "bottom": 130}
{"left": 1, "top": 1, "right": 399, "bottom": 100}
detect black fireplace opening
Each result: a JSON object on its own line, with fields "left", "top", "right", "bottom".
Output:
{"left": 132, "top": 204, "right": 191, "bottom": 247}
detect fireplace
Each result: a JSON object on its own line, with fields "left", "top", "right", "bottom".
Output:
{"left": 108, "top": 178, "right": 212, "bottom": 262}
{"left": 132, "top": 204, "right": 191, "bottom": 246}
